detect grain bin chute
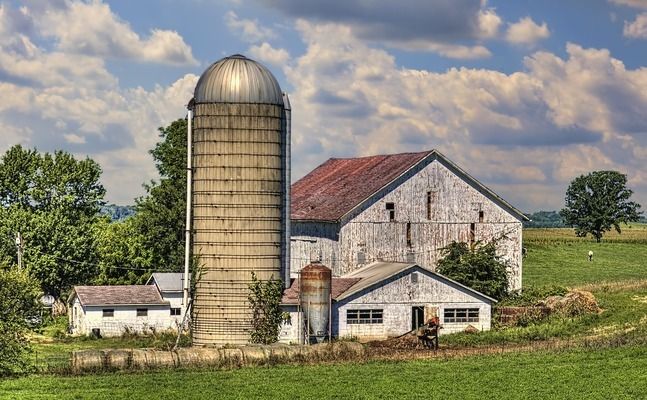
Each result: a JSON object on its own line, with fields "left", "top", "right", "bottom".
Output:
{"left": 189, "top": 54, "right": 290, "bottom": 345}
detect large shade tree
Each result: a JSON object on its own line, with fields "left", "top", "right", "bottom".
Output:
{"left": 0, "top": 145, "right": 105, "bottom": 298}
{"left": 560, "top": 171, "right": 642, "bottom": 242}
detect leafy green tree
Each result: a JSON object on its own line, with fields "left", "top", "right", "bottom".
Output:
{"left": 0, "top": 145, "right": 105, "bottom": 298}
{"left": 0, "top": 267, "right": 42, "bottom": 376}
{"left": 437, "top": 241, "right": 510, "bottom": 300}
{"left": 248, "top": 273, "right": 284, "bottom": 344}
{"left": 131, "top": 119, "right": 187, "bottom": 272}
{"left": 93, "top": 217, "right": 154, "bottom": 285}
{"left": 560, "top": 171, "right": 642, "bottom": 242}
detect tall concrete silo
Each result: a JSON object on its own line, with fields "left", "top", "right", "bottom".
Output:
{"left": 189, "top": 54, "right": 290, "bottom": 345}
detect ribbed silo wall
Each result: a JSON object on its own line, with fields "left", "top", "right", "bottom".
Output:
{"left": 191, "top": 102, "right": 284, "bottom": 345}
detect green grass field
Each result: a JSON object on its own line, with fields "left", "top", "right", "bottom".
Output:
{"left": 2, "top": 346, "right": 647, "bottom": 399}
{"left": 523, "top": 225, "right": 647, "bottom": 287}
{"left": 6, "top": 225, "right": 646, "bottom": 399}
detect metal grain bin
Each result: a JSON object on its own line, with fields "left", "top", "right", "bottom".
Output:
{"left": 300, "top": 263, "right": 332, "bottom": 343}
{"left": 190, "top": 54, "right": 290, "bottom": 345}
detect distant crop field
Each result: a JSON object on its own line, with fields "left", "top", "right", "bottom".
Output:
{"left": 3, "top": 346, "right": 647, "bottom": 399}
{"left": 523, "top": 225, "right": 647, "bottom": 287}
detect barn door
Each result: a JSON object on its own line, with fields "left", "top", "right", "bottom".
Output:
{"left": 411, "top": 306, "right": 424, "bottom": 330}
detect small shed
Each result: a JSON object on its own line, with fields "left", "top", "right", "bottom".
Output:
{"left": 146, "top": 272, "right": 187, "bottom": 319}
{"left": 69, "top": 285, "right": 173, "bottom": 337}
{"left": 279, "top": 261, "right": 495, "bottom": 343}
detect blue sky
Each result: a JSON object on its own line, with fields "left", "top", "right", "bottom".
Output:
{"left": 1, "top": 0, "right": 647, "bottom": 212}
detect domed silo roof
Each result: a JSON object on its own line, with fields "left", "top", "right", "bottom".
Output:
{"left": 194, "top": 54, "right": 284, "bottom": 105}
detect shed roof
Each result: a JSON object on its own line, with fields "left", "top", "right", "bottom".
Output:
{"left": 73, "top": 285, "right": 169, "bottom": 307}
{"left": 290, "top": 149, "right": 528, "bottom": 222}
{"left": 146, "top": 272, "right": 184, "bottom": 293}
{"left": 281, "top": 278, "right": 361, "bottom": 305}
{"left": 337, "top": 261, "right": 497, "bottom": 303}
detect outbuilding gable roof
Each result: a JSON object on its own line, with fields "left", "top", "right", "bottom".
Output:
{"left": 73, "top": 285, "right": 169, "bottom": 307}
{"left": 337, "top": 261, "right": 497, "bottom": 303}
{"left": 146, "top": 272, "right": 184, "bottom": 293}
{"left": 290, "top": 149, "right": 528, "bottom": 222}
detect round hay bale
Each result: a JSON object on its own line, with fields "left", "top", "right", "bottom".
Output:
{"left": 105, "top": 349, "right": 132, "bottom": 369}
{"left": 240, "top": 346, "right": 270, "bottom": 364}
{"left": 219, "top": 348, "right": 243, "bottom": 366}
{"left": 72, "top": 350, "right": 104, "bottom": 372}
{"left": 175, "top": 347, "right": 221, "bottom": 367}
{"left": 130, "top": 349, "right": 148, "bottom": 369}
{"left": 268, "top": 344, "right": 291, "bottom": 360}
{"left": 130, "top": 349, "right": 177, "bottom": 369}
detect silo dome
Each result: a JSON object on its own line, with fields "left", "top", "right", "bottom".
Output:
{"left": 194, "top": 54, "right": 284, "bottom": 105}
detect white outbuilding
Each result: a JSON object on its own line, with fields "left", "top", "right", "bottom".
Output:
{"left": 69, "top": 273, "right": 186, "bottom": 337}
{"left": 279, "top": 261, "right": 495, "bottom": 343}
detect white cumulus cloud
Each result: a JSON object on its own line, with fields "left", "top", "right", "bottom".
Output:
{"left": 248, "top": 42, "right": 290, "bottom": 67}
{"left": 624, "top": 12, "right": 647, "bottom": 38}
{"left": 505, "top": 17, "right": 550, "bottom": 45}
{"left": 225, "top": 11, "right": 276, "bottom": 43}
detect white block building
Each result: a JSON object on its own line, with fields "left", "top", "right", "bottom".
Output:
{"left": 69, "top": 273, "right": 186, "bottom": 337}
{"left": 279, "top": 261, "right": 495, "bottom": 343}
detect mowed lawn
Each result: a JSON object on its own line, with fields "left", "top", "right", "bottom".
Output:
{"left": 3, "top": 346, "right": 647, "bottom": 400}
{"left": 523, "top": 225, "right": 647, "bottom": 287}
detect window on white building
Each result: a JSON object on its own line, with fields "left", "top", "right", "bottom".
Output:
{"left": 386, "top": 202, "right": 395, "bottom": 221}
{"left": 136, "top": 308, "right": 148, "bottom": 317}
{"left": 170, "top": 308, "right": 181, "bottom": 316}
{"left": 444, "top": 308, "right": 479, "bottom": 323}
{"left": 102, "top": 309, "right": 114, "bottom": 318}
{"left": 346, "top": 309, "right": 383, "bottom": 324}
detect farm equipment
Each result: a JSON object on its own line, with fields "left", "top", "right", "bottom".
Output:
{"left": 415, "top": 317, "right": 440, "bottom": 349}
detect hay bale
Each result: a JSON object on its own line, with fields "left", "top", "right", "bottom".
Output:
{"left": 463, "top": 325, "right": 479, "bottom": 334}
{"left": 105, "top": 349, "right": 132, "bottom": 369}
{"left": 175, "top": 347, "right": 221, "bottom": 367}
{"left": 131, "top": 349, "right": 177, "bottom": 369}
{"left": 540, "top": 290, "right": 600, "bottom": 317}
{"left": 72, "top": 350, "right": 104, "bottom": 372}
{"left": 240, "top": 346, "right": 270, "bottom": 364}
{"left": 268, "top": 344, "right": 291, "bottom": 360}
{"left": 219, "top": 348, "right": 243, "bottom": 366}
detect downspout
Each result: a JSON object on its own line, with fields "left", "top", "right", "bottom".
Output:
{"left": 183, "top": 101, "right": 194, "bottom": 308}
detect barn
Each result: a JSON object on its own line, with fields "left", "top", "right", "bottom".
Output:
{"left": 290, "top": 149, "right": 528, "bottom": 291}
{"left": 279, "top": 261, "right": 496, "bottom": 343}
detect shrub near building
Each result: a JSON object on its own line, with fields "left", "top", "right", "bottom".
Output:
{"left": 0, "top": 267, "right": 41, "bottom": 376}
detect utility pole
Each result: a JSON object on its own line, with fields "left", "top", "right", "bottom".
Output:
{"left": 15, "top": 232, "right": 23, "bottom": 269}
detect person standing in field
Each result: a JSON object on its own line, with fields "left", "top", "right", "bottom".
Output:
{"left": 588, "top": 250, "right": 593, "bottom": 262}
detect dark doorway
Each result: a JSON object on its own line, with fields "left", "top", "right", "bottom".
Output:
{"left": 411, "top": 306, "right": 425, "bottom": 330}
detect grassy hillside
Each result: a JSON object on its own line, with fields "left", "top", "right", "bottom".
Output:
{"left": 523, "top": 224, "right": 647, "bottom": 287}
{"left": 3, "top": 346, "right": 647, "bottom": 399}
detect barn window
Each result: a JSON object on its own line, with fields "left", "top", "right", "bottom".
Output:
{"left": 406, "top": 222, "right": 412, "bottom": 247}
{"left": 347, "top": 309, "right": 383, "bottom": 324}
{"left": 170, "top": 308, "right": 181, "bottom": 316}
{"left": 469, "top": 223, "right": 476, "bottom": 247}
{"left": 444, "top": 308, "right": 479, "bottom": 323}
{"left": 102, "top": 309, "right": 114, "bottom": 318}
{"left": 357, "top": 251, "right": 366, "bottom": 264}
{"left": 136, "top": 308, "right": 148, "bottom": 317}
{"left": 386, "top": 202, "right": 395, "bottom": 221}
{"left": 426, "top": 191, "right": 432, "bottom": 219}
{"left": 479, "top": 210, "right": 484, "bottom": 223}
{"left": 410, "top": 272, "right": 418, "bottom": 283}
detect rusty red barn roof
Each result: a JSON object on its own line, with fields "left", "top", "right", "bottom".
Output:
{"left": 281, "top": 278, "right": 362, "bottom": 305}
{"left": 291, "top": 151, "right": 432, "bottom": 222}
{"left": 73, "top": 285, "right": 169, "bottom": 306}
{"left": 290, "top": 149, "right": 529, "bottom": 222}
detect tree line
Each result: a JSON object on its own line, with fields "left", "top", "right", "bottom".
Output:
{"left": 0, "top": 119, "right": 189, "bottom": 303}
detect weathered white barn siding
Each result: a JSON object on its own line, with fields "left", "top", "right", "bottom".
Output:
{"left": 278, "top": 305, "right": 303, "bottom": 344}
{"left": 333, "top": 268, "right": 492, "bottom": 340}
{"left": 291, "top": 157, "right": 523, "bottom": 290}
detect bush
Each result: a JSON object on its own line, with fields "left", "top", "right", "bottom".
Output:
{"left": 500, "top": 285, "right": 568, "bottom": 307}
{"left": 0, "top": 267, "right": 42, "bottom": 376}
{"left": 437, "top": 240, "right": 510, "bottom": 300}
{"left": 248, "top": 272, "right": 284, "bottom": 344}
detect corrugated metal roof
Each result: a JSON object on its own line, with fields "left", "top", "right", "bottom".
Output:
{"left": 281, "top": 277, "right": 362, "bottom": 305}
{"left": 290, "top": 149, "right": 528, "bottom": 222}
{"left": 336, "top": 261, "right": 497, "bottom": 303}
{"left": 73, "top": 285, "right": 169, "bottom": 306}
{"left": 291, "top": 151, "right": 432, "bottom": 222}
{"left": 146, "top": 273, "right": 184, "bottom": 293}
{"left": 194, "top": 54, "right": 284, "bottom": 105}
